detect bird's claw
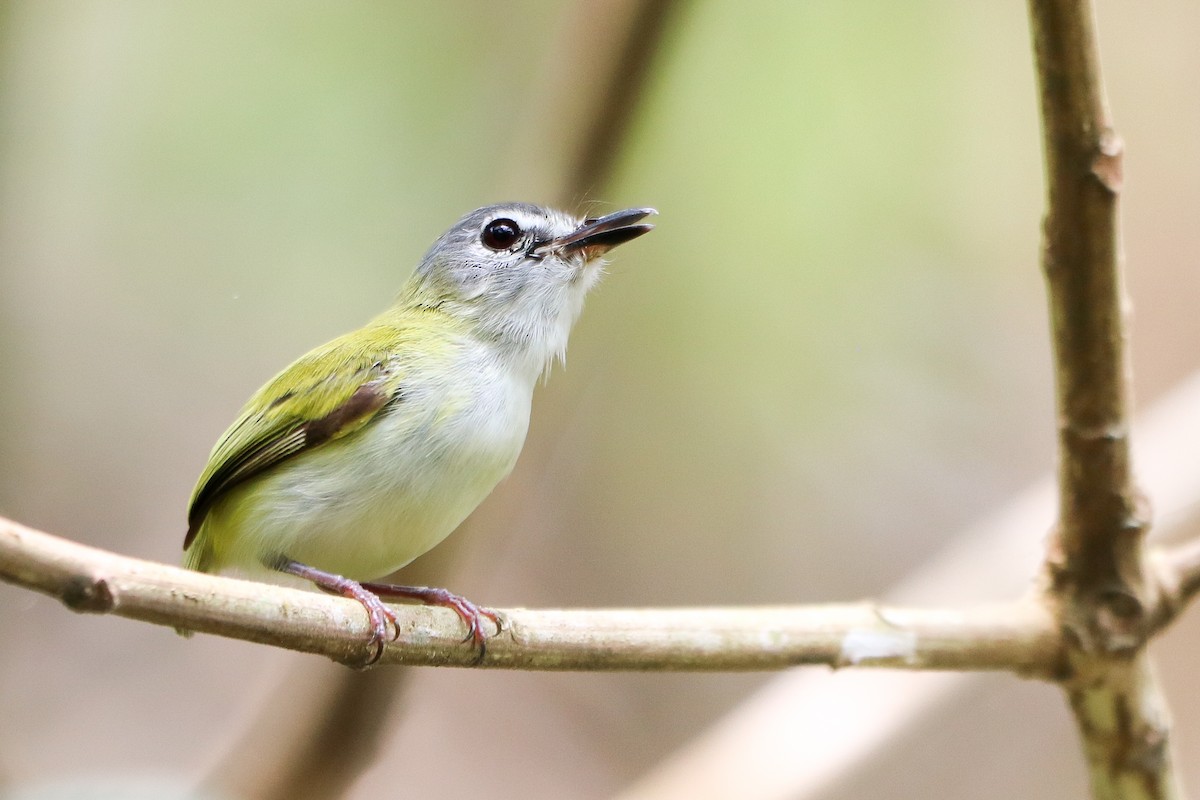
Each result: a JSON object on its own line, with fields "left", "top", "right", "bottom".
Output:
{"left": 359, "top": 593, "right": 401, "bottom": 666}
{"left": 355, "top": 580, "right": 502, "bottom": 664}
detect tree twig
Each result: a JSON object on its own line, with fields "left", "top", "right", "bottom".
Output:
{"left": 500, "top": 0, "right": 687, "bottom": 206}
{"left": 204, "top": 663, "right": 407, "bottom": 800}
{"left": 1031, "top": 0, "right": 1143, "bottom": 656}
{"left": 1029, "top": 1, "right": 1184, "bottom": 797}
{"left": 1149, "top": 534, "right": 1200, "bottom": 632}
{"left": 0, "top": 515, "right": 1064, "bottom": 673}
{"left": 6, "top": 502, "right": 1200, "bottom": 677}
{"left": 562, "top": 0, "right": 685, "bottom": 197}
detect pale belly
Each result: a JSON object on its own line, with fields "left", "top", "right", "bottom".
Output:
{"left": 203, "top": 364, "right": 532, "bottom": 580}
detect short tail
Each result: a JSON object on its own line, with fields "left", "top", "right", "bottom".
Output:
{"left": 182, "top": 523, "right": 214, "bottom": 574}
{"left": 178, "top": 524, "right": 213, "bottom": 639}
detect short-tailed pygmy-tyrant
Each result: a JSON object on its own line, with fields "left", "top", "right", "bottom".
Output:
{"left": 184, "top": 204, "right": 655, "bottom": 662}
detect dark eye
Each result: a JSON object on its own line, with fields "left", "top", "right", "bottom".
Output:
{"left": 481, "top": 218, "right": 522, "bottom": 250}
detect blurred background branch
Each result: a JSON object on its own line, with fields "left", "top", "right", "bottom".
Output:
{"left": 210, "top": 664, "right": 402, "bottom": 800}
{"left": 502, "top": 0, "right": 686, "bottom": 206}
{"left": 1153, "top": 536, "right": 1200, "bottom": 626}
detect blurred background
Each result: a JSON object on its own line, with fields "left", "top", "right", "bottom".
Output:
{"left": 2, "top": 1, "right": 1199, "bottom": 798}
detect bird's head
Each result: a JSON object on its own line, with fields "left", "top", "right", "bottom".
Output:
{"left": 405, "top": 202, "right": 655, "bottom": 375}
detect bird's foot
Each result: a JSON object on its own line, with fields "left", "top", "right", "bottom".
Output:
{"left": 360, "top": 581, "right": 502, "bottom": 660}
{"left": 275, "top": 558, "right": 400, "bottom": 666}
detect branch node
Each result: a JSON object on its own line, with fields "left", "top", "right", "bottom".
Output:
{"left": 1091, "top": 587, "right": 1145, "bottom": 652}
{"left": 1091, "top": 129, "right": 1124, "bottom": 194}
{"left": 61, "top": 574, "right": 116, "bottom": 614}
{"left": 1055, "top": 582, "right": 1148, "bottom": 658}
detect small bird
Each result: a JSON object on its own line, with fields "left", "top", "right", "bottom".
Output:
{"left": 183, "top": 203, "right": 655, "bottom": 663}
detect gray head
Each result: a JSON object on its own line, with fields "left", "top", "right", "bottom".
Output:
{"left": 405, "top": 202, "right": 654, "bottom": 375}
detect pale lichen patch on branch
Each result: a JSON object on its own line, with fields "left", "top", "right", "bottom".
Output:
{"left": 838, "top": 628, "right": 918, "bottom": 668}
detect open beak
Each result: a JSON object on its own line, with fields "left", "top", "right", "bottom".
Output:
{"left": 549, "top": 207, "right": 656, "bottom": 258}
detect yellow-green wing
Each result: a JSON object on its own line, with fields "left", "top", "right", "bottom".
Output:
{"left": 184, "top": 327, "right": 406, "bottom": 549}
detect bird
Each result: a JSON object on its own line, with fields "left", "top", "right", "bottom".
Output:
{"left": 183, "top": 203, "right": 655, "bottom": 663}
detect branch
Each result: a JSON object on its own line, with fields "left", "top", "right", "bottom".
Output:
{"left": 205, "top": 663, "right": 408, "bottom": 800}
{"left": 0, "top": 515, "right": 1063, "bottom": 674}
{"left": 612, "top": 367, "right": 1200, "bottom": 800}
{"left": 1029, "top": 1, "right": 1184, "bottom": 798}
{"left": 562, "top": 0, "right": 684, "bottom": 197}
{"left": 499, "top": 0, "right": 687, "bottom": 206}
{"left": 1149, "top": 534, "right": 1200, "bottom": 631}
{"left": 1031, "top": 0, "right": 1142, "bottom": 642}
{"left": 1164, "top": 536, "right": 1200, "bottom": 608}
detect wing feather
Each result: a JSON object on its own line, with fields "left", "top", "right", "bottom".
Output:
{"left": 184, "top": 327, "right": 408, "bottom": 549}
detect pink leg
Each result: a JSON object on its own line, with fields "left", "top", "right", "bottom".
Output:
{"left": 360, "top": 581, "right": 502, "bottom": 656}
{"left": 275, "top": 559, "right": 399, "bottom": 665}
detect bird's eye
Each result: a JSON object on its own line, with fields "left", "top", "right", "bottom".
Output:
{"left": 481, "top": 218, "right": 522, "bottom": 250}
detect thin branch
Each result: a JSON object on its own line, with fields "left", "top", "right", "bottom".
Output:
{"left": 1165, "top": 537, "right": 1200, "bottom": 609}
{"left": 1031, "top": 0, "right": 1144, "bottom": 647}
{"left": 0, "top": 515, "right": 1063, "bottom": 674}
{"left": 1148, "top": 535, "right": 1200, "bottom": 632}
{"left": 563, "top": 0, "right": 685, "bottom": 197}
{"left": 204, "top": 664, "right": 407, "bottom": 800}
{"left": 1029, "top": 1, "right": 1183, "bottom": 798}
{"left": 499, "top": 0, "right": 686, "bottom": 206}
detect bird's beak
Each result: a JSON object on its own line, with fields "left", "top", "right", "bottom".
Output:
{"left": 547, "top": 207, "right": 656, "bottom": 258}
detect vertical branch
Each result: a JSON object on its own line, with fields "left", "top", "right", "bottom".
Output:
{"left": 563, "top": 0, "right": 682, "bottom": 197}
{"left": 501, "top": 0, "right": 688, "bottom": 206}
{"left": 1029, "top": 1, "right": 1182, "bottom": 798}
{"left": 203, "top": 664, "right": 407, "bottom": 800}
{"left": 1031, "top": 0, "right": 1142, "bottom": 640}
